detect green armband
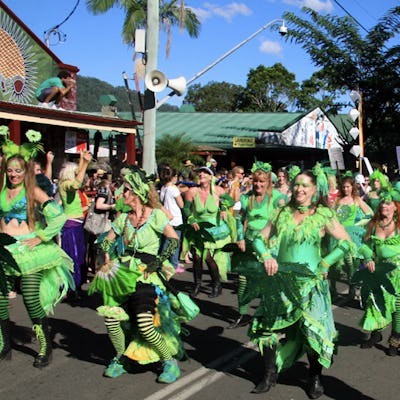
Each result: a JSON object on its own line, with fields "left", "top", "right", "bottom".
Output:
{"left": 358, "top": 244, "right": 373, "bottom": 262}
{"left": 159, "top": 238, "right": 180, "bottom": 264}
{"left": 99, "top": 238, "right": 113, "bottom": 253}
{"left": 236, "top": 215, "right": 245, "bottom": 241}
{"left": 320, "top": 239, "right": 354, "bottom": 271}
{"left": 187, "top": 215, "right": 196, "bottom": 224}
{"left": 253, "top": 234, "right": 272, "bottom": 261}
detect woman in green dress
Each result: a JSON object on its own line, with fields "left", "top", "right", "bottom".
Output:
{"left": 89, "top": 171, "right": 187, "bottom": 383}
{"left": 332, "top": 174, "right": 372, "bottom": 297}
{"left": 366, "top": 170, "right": 390, "bottom": 212}
{"left": 357, "top": 190, "right": 400, "bottom": 355}
{"left": 0, "top": 127, "right": 74, "bottom": 368}
{"left": 249, "top": 166, "right": 353, "bottom": 399}
{"left": 228, "top": 161, "right": 285, "bottom": 329}
{"left": 183, "top": 166, "right": 232, "bottom": 298}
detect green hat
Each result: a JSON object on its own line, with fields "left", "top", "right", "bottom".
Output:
{"left": 124, "top": 172, "right": 150, "bottom": 203}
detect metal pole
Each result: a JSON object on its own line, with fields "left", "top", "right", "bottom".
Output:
{"left": 142, "top": 0, "right": 159, "bottom": 174}
{"left": 156, "top": 18, "right": 284, "bottom": 109}
{"left": 358, "top": 91, "right": 364, "bottom": 174}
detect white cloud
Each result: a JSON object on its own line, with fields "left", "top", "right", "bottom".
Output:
{"left": 283, "top": 0, "right": 334, "bottom": 13}
{"left": 190, "top": 2, "right": 252, "bottom": 22}
{"left": 259, "top": 40, "right": 283, "bottom": 56}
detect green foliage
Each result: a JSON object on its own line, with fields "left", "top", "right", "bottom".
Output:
{"left": 283, "top": 6, "right": 400, "bottom": 169}
{"left": 86, "top": 1, "right": 201, "bottom": 57}
{"left": 156, "top": 132, "right": 201, "bottom": 170}
{"left": 76, "top": 75, "right": 142, "bottom": 113}
{"left": 242, "top": 63, "right": 299, "bottom": 112}
{"left": 184, "top": 81, "right": 246, "bottom": 112}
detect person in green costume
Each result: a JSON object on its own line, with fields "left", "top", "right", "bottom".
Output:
{"left": 357, "top": 189, "right": 400, "bottom": 356}
{"left": 249, "top": 165, "right": 354, "bottom": 399}
{"left": 183, "top": 166, "right": 232, "bottom": 298}
{"left": 366, "top": 170, "right": 390, "bottom": 212}
{"left": 89, "top": 171, "right": 188, "bottom": 383}
{"left": 0, "top": 127, "right": 74, "bottom": 368}
{"left": 228, "top": 161, "right": 285, "bottom": 329}
{"left": 332, "top": 174, "right": 372, "bottom": 298}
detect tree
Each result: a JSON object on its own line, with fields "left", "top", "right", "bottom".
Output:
{"left": 296, "top": 71, "right": 347, "bottom": 113}
{"left": 242, "top": 63, "right": 299, "bottom": 112}
{"left": 156, "top": 132, "right": 201, "bottom": 170}
{"left": 184, "top": 81, "right": 246, "bottom": 112}
{"left": 86, "top": 0, "right": 201, "bottom": 57}
{"left": 283, "top": 6, "right": 400, "bottom": 168}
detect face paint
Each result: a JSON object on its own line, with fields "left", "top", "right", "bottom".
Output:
{"left": 293, "top": 180, "right": 313, "bottom": 188}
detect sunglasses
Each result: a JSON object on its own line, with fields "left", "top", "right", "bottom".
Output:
{"left": 123, "top": 186, "right": 132, "bottom": 193}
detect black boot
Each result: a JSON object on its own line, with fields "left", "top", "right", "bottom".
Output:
{"left": 306, "top": 352, "right": 324, "bottom": 399}
{"left": 386, "top": 332, "right": 400, "bottom": 356}
{"left": 207, "top": 259, "right": 222, "bottom": 298}
{"left": 251, "top": 345, "right": 278, "bottom": 394}
{"left": 208, "top": 283, "right": 222, "bottom": 298}
{"left": 360, "top": 330, "right": 382, "bottom": 349}
{"left": 191, "top": 256, "right": 202, "bottom": 297}
{"left": 0, "top": 318, "right": 12, "bottom": 361}
{"left": 32, "top": 318, "right": 52, "bottom": 368}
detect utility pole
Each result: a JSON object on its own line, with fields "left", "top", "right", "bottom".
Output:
{"left": 142, "top": 0, "right": 159, "bottom": 174}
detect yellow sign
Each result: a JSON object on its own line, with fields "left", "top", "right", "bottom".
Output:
{"left": 233, "top": 137, "right": 256, "bottom": 148}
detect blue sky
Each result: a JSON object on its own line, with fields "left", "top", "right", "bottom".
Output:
{"left": 2, "top": 0, "right": 400, "bottom": 107}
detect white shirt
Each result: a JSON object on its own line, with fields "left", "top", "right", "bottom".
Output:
{"left": 160, "top": 184, "right": 183, "bottom": 227}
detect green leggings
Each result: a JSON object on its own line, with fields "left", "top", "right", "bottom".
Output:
{"left": 0, "top": 272, "right": 46, "bottom": 321}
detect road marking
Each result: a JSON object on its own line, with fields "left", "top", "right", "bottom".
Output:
{"left": 145, "top": 287, "right": 353, "bottom": 400}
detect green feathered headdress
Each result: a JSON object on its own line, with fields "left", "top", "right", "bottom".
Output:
{"left": 250, "top": 160, "right": 272, "bottom": 174}
{"left": 0, "top": 125, "right": 44, "bottom": 161}
{"left": 379, "top": 189, "right": 400, "bottom": 203}
{"left": 288, "top": 165, "right": 301, "bottom": 182}
{"left": 312, "top": 162, "right": 329, "bottom": 198}
{"left": 370, "top": 169, "right": 389, "bottom": 190}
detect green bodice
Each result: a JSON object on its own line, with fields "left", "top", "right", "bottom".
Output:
{"left": 273, "top": 205, "right": 336, "bottom": 272}
{"left": 193, "top": 190, "right": 219, "bottom": 225}
{"left": 113, "top": 209, "right": 169, "bottom": 256}
{"left": 241, "top": 189, "right": 282, "bottom": 240}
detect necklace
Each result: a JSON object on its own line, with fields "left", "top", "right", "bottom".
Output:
{"left": 296, "top": 204, "right": 313, "bottom": 214}
{"left": 379, "top": 219, "right": 393, "bottom": 229}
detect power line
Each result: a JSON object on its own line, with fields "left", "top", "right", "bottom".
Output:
{"left": 332, "top": 0, "right": 370, "bottom": 34}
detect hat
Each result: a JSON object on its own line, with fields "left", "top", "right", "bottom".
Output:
{"left": 97, "top": 168, "right": 105, "bottom": 176}
{"left": 183, "top": 159, "right": 193, "bottom": 167}
{"left": 210, "top": 158, "right": 217, "bottom": 164}
{"left": 355, "top": 174, "right": 365, "bottom": 184}
{"left": 196, "top": 166, "right": 214, "bottom": 176}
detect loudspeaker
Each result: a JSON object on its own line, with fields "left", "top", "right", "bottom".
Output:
{"left": 167, "top": 76, "right": 186, "bottom": 96}
{"left": 145, "top": 69, "right": 168, "bottom": 92}
{"left": 145, "top": 70, "right": 187, "bottom": 96}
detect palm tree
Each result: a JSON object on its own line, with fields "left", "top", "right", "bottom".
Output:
{"left": 156, "top": 132, "right": 202, "bottom": 170}
{"left": 86, "top": 0, "right": 201, "bottom": 57}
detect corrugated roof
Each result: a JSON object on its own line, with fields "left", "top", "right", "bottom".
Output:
{"left": 153, "top": 111, "right": 306, "bottom": 149}
{"left": 90, "top": 109, "right": 354, "bottom": 148}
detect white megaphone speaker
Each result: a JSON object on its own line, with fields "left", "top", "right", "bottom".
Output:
{"left": 145, "top": 70, "right": 187, "bottom": 96}
{"left": 145, "top": 70, "right": 168, "bottom": 92}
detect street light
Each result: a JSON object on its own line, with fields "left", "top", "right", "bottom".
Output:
{"left": 156, "top": 18, "right": 288, "bottom": 109}
{"left": 142, "top": 15, "right": 287, "bottom": 174}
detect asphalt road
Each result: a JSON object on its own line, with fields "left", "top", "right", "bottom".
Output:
{"left": 1, "top": 268, "right": 399, "bottom": 400}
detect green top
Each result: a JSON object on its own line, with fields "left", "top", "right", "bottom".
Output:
{"left": 59, "top": 179, "right": 83, "bottom": 219}
{"left": 272, "top": 205, "right": 336, "bottom": 272}
{"left": 112, "top": 208, "right": 169, "bottom": 256}
{"left": 193, "top": 190, "right": 219, "bottom": 225}
{"left": 241, "top": 189, "right": 283, "bottom": 240}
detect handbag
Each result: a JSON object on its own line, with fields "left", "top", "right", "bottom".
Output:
{"left": 83, "top": 202, "right": 111, "bottom": 235}
{"left": 157, "top": 271, "right": 200, "bottom": 321}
